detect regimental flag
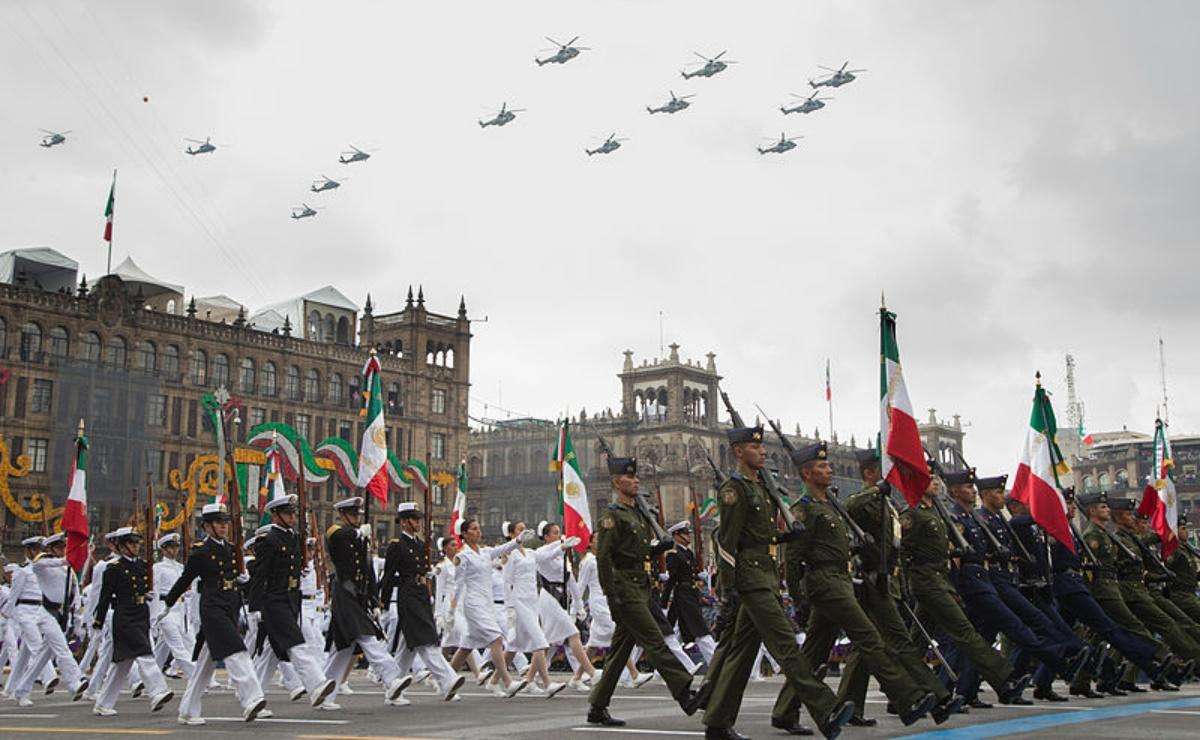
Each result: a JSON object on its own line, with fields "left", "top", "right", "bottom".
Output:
{"left": 1139, "top": 417, "right": 1179, "bottom": 558}
{"left": 356, "top": 353, "right": 389, "bottom": 504}
{"left": 103, "top": 171, "right": 116, "bottom": 243}
{"left": 825, "top": 358, "right": 832, "bottom": 402}
{"left": 698, "top": 495, "right": 718, "bottom": 521}
{"left": 879, "top": 306, "right": 931, "bottom": 507}
{"left": 62, "top": 426, "right": 89, "bottom": 573}
{"left": 258, "top": 436, "right": 288, "bottom": 523}
{"left": 449, "top": 461, "right": 468, "bottom": 545}
{"left": 556, "top": 420, "right": 591, "bottom": 554}
{"left": 1011, "top": 376, "right": 1074, "bottom": 552}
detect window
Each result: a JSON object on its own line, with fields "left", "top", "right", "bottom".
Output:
{"left": 431, "top": 432, "right": 446, "bottom": 460}
{"left": 285, "top": 366, "right": 301, "bottom": 401}
{"left": 431, "top": 388, "right": 446, "bottom": 415}
{"left": 296, "top": 413, "right": 311, "bottom": 440}
{"left": 304, "top": 369, "right": 320, "bottom": 403}
{"left": 348, "top": 376, "right": 361, "bottom": 410}
{"left": 19, "top": 322, "right": 42, "bottom": 360}
{"left": 259, "top": 361, "right": 277, "bottom": 397}
{"left": 432, "top": 483, "right": 444, "bottom": 506}
{"left": 162, "top": 345, "right": 180, "bottom": 377}
{"left": 80, "top": 332, "right": 101, "bottom": 363}
{"left": 147, "top": 394, "right": 166, "bottom": 426}
{"left": 104, "top": 336, "right": 127, "bottom": 368}
{"left": 388, "top": 382, "right": 402, "bottom": 414}
{"left": 239, "top": 357, "right": 255, "bottom": 394}
{"left": 328, "top": 373, "right": 344, "bottom": 406}
{"left": 28, "top": 438, "right": 48, "bottom": 473}
{"left": 135, "top": 340, "right": 156, "bottom": 372}
{"left": 249, "top": 407, "right": 265, "bottom": 428}
{"left": 30, "top": 379, "right": 52, "bottom": 414}
{"left": 191, "top": 349, "right": 208, "bottom": 385}
{"left": 0, "top": 317, "right": 6, "bottom": 356}
{"left": 48, "top": 327, "right": 68, "bottom": 359}
{"left": 145, "top": 449, "right": 162, "bottom": 482}
{"left": 339, "top": 421, "right": 352, "bottom": 442}
{"left": 211, "top": 354, "right": 230, "bottom": 389}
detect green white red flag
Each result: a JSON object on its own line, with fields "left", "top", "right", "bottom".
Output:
{"left": 356, "top": 353, "right": 388, "bottom": 504}
{"left": 879, "top": 306, "right": 930, "bottom": 507}
{"left": 448, "top": 461, "right": 468, "bottom": 545}
{"left": 1138, "top": 417, "right": 1178, "bottom": 558}
{"left": 62, "top": 427, "right": 89, "bottom": 573}
{"left": 103, "top": 171, "right": 116, "bottom": 243}
{"left": 555, "top": 420, "right": 591, "bottom": 553}
{"left": 1011, "top": 377, "right": 1074, "bottom": 552}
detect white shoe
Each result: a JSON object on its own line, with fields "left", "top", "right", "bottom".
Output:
{"left": 311, "top": 679, "right": 337, "bottom": 708}
{"left": 491, "top": 685, "right": 508, "bottom": 698}
{"left": 442, "top": 675, "right": 466, "bottom": 702}
{"left": 243, "top": 697, "right": 267, "bottom": 721}
{"left": 525, "top": 684, "right": 547, "bottom": 696}
{"left": 17, "top": 697, "right": 33, "bottom": 707}
{"left": 93, "top": 705, "right": 117, "bottom": 716}
{"left": 206, "top": 678, "right": 222, "bottom": 690}
{"left": 568, "top": 678, "right": 590, "bottom": 693}
{"left": 633, "top": 673, "right": 655, "bottom": 689}
{"left": 338, "top": 682, "right": 354, "bottom": 695}
{"left": 258, "top": 709, "right": 274, "bottom": 718}
{"left": 386, "top": 695, "right": 411, "bottom": 706}
{"left": 131, "top": 681, "right": 145, "bottom": 699}
{"left": 290, "top": 686, "right": 308, "bottom": 702}
{"left": 385, "top": 676, "right": 410, "bottom": 702}
{"left": 505, "top": 679, "right": 528, "bottom": 698}
{"left": 317, "top": 701, "right": 342, "bottom": 711}
{"left": 151, "top": 691, "right": 174, "bottom": 713}
{"left": 178, "top": 715, "right": 206, "bottom": 725}
{"left": 45, "top": 676, "right": 60, "bottom": 695}
{"left": 476, "top": 667, "right": 495, "bottom": 686}
{"left": 544, "top": 682, "right": 567, "bottom": 699}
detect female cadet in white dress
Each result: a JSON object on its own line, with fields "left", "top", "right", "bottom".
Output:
{"left": 448, "top": 519, "right": 527, "bottom": 698}
{"left": 434, "top": 538, "right": 491, "bottom": 685}
{"left": 503, "top": 521, "right": 576, "bottom": 698}
{"left": 534, "top": 521, "right": 597, "bottom": 686}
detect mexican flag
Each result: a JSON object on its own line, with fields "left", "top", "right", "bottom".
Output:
{"left": 258, "top": 438, "right": 288, "bottom": 524}
{"left": 555, "top": 421, "right": 591, "bottom": 553}
{"left": 879, "top": 306, "right": 930, "bottom": 507}
{"left": 448, "top": 461, "right": 468, "bottom": 544}
{"left": 1139, "top": 417, "right": 1179, "bottom": 558}
{"left": 62, "top": 429, "right": 89, "bottom": 573}
{"left": 356, "top": 353, "right": 389, "bottom": 504}
{"left": 698, "top": 495, "right": 718, "bottom": 521}
{"left": 1011, "top": 377, "right": 1074, "bottom": 552}
{"left": 103, "top": 171, "right": 116, "bottom": 243}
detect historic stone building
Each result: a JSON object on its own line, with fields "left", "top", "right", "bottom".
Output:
{"left": 1070, "top": 429, "right": 1200, "bottom": 522}
{"left": 467, "top": 344, "right": 965, "bottom": 561}
{"left": 0, "top": 247, "right": 471, "bottom": 547}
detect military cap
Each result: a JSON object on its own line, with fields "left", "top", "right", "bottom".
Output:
{"left": 607, "top": 456, "right": 637, "bottom": 475}
{"left": 264, "top": 494, "right": 297, "bottom": 513}
{"left": 453, "top": 518, "right": 467, "bottom": 537}
{"left": 500, "top": 520, "right": 513, "bottom": 538}
{"left": 436, "top": 536, "right": 446, "bottom": 550}
{"left": 21, "top": 535, "right": 44, "bottom": 548}
{"left": 942, "top": 467, "right": 976, "bottom": 486}
{"left": 334, "top": 496, "right": 363, "bottom": 512}
{"left": 976, "top": 474, "right": 1008, "bottom": 491}
{"left": 794, "top": 441, "right": 828, "bottom": 466}
{"left": 668, "top": 521, "right": 690, "bottom": 535}
{"left": 157, "top": 533, "right": 181, "bottom": 548}
{"left": 201, "top": 503, "right": 231, "bottom": 522}
{"left": 855, "top": 448, "right": 881, "bottom": 466}
{"left": 1078, "top": 491, "right": 1107, "bottom": 509}
{"left": 1108, "top": 496, "right": 1136, "bottom": 512}
{"left": 396, "top": 501, "right": 421, "bottom": 519}
{"left": 110, "top": 526, "right": 141, "bottom": 542}
{"left": 727, "top": 425, "right": 764, "bottom": 445}
{"left": 42, "top": 532, "right": 65, "bottom": 547}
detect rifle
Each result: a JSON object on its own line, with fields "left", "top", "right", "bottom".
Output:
{"left": 898, "top": 588, "right": 957, "bottom": 684}
{"left": 689, "top": 481, "right": 704, "bottom": 565}
{"left": 703, "top": 449, "right": 728, "bottom": 488}
{"left": 921, "top": 448, "right": 977, "bottom": 557}
{"left": 296, "top": 447, "right": 309, "bottom": 564}
{"left": 1070, "top": 520, "right": 1103, "bottom": 567}
{"left": 943, "top": 447, "right": 1017, "bottom": 563}
{"left": 587, "top": 421, "right": 668, "bottom": 540}
{"left": 310, "top": 509, "right": 331, "bottom": 605}
{"left": 719, "top": 392, "right": 801, "bottom": 532}
{"left": 226, "top": 410, "right": 246, "bottom": 574}
{"left": 145, "top": 472, "right": 156, "bottom": 590}
{"left": 178, "top": 488, "right": 191, "bottom": 556}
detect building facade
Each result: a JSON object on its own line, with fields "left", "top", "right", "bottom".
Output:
{"left": 0, "top": 248, "right": 471, "bottom": 548}
{"left": 1070, "top": 429, "right": 1200, "bottom": 522}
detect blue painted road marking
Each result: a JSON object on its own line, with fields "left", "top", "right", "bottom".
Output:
{"left": 903, "top": 697, "right": 1200, "bottom": 738}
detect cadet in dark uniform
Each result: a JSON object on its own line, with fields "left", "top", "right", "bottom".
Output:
{"left": 324, "top": 496, "right": 410, "bottom": 705}
{"left": 702, "top": 426, "right": 854, "bottom": 740}
{"left": 91, "top": 527, "right": 174, "bottom": 717}
{"left": 900, "top": 478, "right": 1028, "bottom": 706}
{"left": 249, "top": 495, "right": 337, "bottom": 708}
{"left": 164, "top": 503, "right": 266, "bottom": 725}
{"left": 587, "top": 453, "right": 698, "bottom": 728}
{"left": 381, "top": 501, "right": 465, "bottom": 701}
{"left": 664, "top": 521, "right": 717, "bottom": 664}
{"left": 1167, "top": 514, "right": 1200, "bottom": 624}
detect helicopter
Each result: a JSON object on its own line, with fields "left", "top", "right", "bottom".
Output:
{"left": 810, "top": 61, "right": 866, "bottom": 89}
{"left": 290, "top": 203, "right": 321, "bottom": 219}
{"left": 586, "top": 133, "right": 626, "bottom": 156}
{"left": 185, "top": 137, "right": 217, "bottom": 155}
{"left": 758, "top": 133, "right": 802, "bottom": 155}
{"left": 781, "top": 91, "right": 832, "bottom": 115}
{"left": 682, "top": 51, "right": 736, "bottom": 79}
{"left": 38, "top": 129, "right": 71, "bottom": 148}
{"left": 536, "top": 36, "right": 590, "bottom": 66}
{"left": 647, "top": 91, "right": 694, "bottom": 115}
{"left": 480, "top": 103, "right": 526, "bottom": 128}
{"left": 338, "top": 145, "right": 373, "bottom": 164}
{"left": 310, "top": 176, "right": 345, "bottom": 193}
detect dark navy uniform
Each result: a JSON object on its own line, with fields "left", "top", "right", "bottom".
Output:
{"left": 379, "top": 532, "right": 439, "bottom": 649}
{"left": 95, "top": 556, "right": 154, "bottom": 662}
{"left": 249, "top": 524, "right": 306, "bottom": 659}
{"left": 664, "top": 544, "right": 710, "bottom": 643}
{"left": 326, "top": 522, "right": 383, "bottom": 649}
{"left": 165, "top": 537, "right": 246, "bottom": 661}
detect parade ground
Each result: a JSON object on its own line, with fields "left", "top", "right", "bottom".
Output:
{"left": 2, "top": 671, "right": 1198, "bottom": 739}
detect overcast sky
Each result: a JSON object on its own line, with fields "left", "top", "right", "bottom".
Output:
{"left": 2, "top": 1, "right": 1197, "bottom": 475}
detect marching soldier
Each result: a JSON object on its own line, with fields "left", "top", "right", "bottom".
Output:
{"left": 151, "top": 533, "right": 195, "bottom": 679}
{"left": 1132, "top": 513, "right": 1200, "bottom": 646}
{"left": 162, "top": 502, "right": 267, "bottom": 725}
{"left": 772, "top": 442, "right": 937, "bottom": 734}
{"left": 1166, "top": 514, "right": 1200, "bottom": 624}
{"left": 586, "top": 452, "right": 699, "bottom": 728}
{"left": 91, "top": 527, "right": 174, "bottom": 716}
{"left": 664, "top": 521, "right": 717, "bottom": 664}
{"left": 701, "top": 425, "right": 854, "bottom": 740}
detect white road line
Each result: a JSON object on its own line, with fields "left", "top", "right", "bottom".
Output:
{"left": 203, "top": 717, "right": 351, "bottom": 724}
{"left": 571, "top": 729, "right": 704, "bottom": 736}
{"left": 0, "top": 713, "right": 60, "bottom": 718}
{"left": 1151, "top": 709, "right": 1200, "bottom": 716}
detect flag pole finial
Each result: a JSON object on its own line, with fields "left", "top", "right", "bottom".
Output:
{"left": 880, "top": 290, "right": 886, "bottom": 310}
{"left": 1035, "top": 370, "right": 1042, "bottom": 386}
{"left": 77, "top": 418, "right": 85, "bottom": 435}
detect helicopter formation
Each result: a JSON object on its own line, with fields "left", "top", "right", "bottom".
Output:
{"left": 289, "top": 145, "right": 376, "bottom": 220}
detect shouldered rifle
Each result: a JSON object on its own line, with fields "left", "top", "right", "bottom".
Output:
{"left": 922, "top": 448, "right": 977, "bottom": 557}
{"left": 296, "top": 448, "right": 309, "bottom": 564}
{"left": 588, "top": 422, "right": 668, "bottom": 540}
{"left": 1070, "top": 520, "right": 1102, "bottom": 567}
{"left": 943, "top": 447, "right": 1015, "bottom": 562}
{"left": 719, "top": 392, "right": 801, "bottom": 532}
{"left": 703, "top": 449, "right": 728, "bottom": 488}
{"left": 145, "top": 473, "right": 156, "bottom": 590}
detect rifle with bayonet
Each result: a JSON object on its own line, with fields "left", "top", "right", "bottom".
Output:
{"left": 719, "top": 392, "right": 801, "bottom": 532}
{"left": 703, "top": 449, "right": 728, "bottom": 489}
{"left": 921, "top": 448, "right": 978, "bottom": 558}
{"left": 587, "top": 422, "right": 668, "bottom": 541}
{"left": 944, "top": 447, "right": 1025, "bottom": 567}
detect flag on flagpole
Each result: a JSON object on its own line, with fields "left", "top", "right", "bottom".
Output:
{"left": 879, "top": 306, "right": 931, "bottom": 507}
{"left": 356, "top": 352, "right": 389, "bottom": 504}
{"left": 556, "top": 420, "right": 591, "bottom": 554}
{"left": 449, "top": 461, "right": 468, "bottom": 545}
{"left": 1139, "top": 416, "right": 1179, "bottom": 558}
{"left": 103, "top": 171, "right": 116, "bottom": 243}
{"left": 698, "top": 495, "right": 718, "bottom": 521}
{"left": 62, "top": 424, "right": 90, "bottom": 573}
{"left": 258, "top": 436, "right": 288, "bottom": 523}
{"left": 1011, "top": 375, "right": 1074, "bottom": 552}
{"left": 825, "top": 358, "right": 832, "bottom": 402}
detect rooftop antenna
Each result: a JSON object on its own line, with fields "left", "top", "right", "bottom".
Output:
{"left": 1159, "top": 336, "right": 1170, "bottom": 426}
{"left": 1065, "top": 353, "right": 1085, "bottom": 460}
{"left": 659, "top": 310, "right": 665, "bottom": 357}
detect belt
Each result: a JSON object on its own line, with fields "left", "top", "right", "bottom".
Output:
{"left": 160, "top": 595, "right": 172, "bottom": 602}
{"left": 42, "top": 599, "right": 62, "bottom": 609}
{"left": 17, "top": 598, "right": 42, "bottom": 606}
{"left": 494, "top": 600, "right": 505, "bottom": 605}
{"left": 302, "top": 594, "right": 316, "bottom": 601}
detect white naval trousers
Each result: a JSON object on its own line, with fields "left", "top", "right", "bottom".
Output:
{"left": 178, "top": 646, "right": 263, "bottom": 719}
{"left": 324, "top": 636, "right": 399, "bottom": 701}
{"left": 12, "top": 604, "right": 83, "bottom": 697}
{"left": 94, "top": 655, "right": 169, "bottom": 710}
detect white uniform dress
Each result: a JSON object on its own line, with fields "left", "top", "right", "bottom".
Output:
{"left": 534, "top": 542, "right": 579, "bottom": 645}
{"left": 503, "top": 547, "right": 553, "bottom": 653}
{"left": 452, "top": 538, "right": 522, "bottom": 649}
{"left": 577, "top": 553, "right": 615, "bottom": 648}
{"left": 434, "top": 558, "right": 464, "bottom": 648}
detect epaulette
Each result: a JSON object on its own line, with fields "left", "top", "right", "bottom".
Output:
{"left": 389, "top": 538, "right": 399, "bottom": 544}
{"left": 32, "top": 553, "right": 45, "bottom": 562}
{"left": 326, "top": 523, "right": 342, "bottom": 538}
{"left": 192, "top": 539, "right": 205, "bottom": 549}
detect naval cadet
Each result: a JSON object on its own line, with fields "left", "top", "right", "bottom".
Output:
{"left": 664, "top": 520, "right": 717, "bottom": 664}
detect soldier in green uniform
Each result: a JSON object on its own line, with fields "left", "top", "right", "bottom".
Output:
{"left": 771, "top": 442, "right": 937, "bottom": 733}
{"left": 833, "top": 450, "right": 962, "bottom": 726}
{"left": 900, "top": 479, "right": 1029, "bottom": 705}
{"left": 1167, "top": 514, "right": 1200, "bottom": 625}
{"left": 1132, "top": 513, "right": 1200, "bottom": 646}
{"left": 587, "top": 453, "right": 698, "bottom": 727}
{"left": 702, "top": 425, "right": 854, "bottom": 740}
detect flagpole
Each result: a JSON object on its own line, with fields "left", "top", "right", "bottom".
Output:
{"left": 106, "top": 169, "right": 116, "bottom": 275}
{"left": 826, "top": 358, "right": 834, "bottom": 442}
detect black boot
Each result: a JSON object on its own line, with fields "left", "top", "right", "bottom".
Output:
{"left": 996, "top": 673, "right": 1031, "bottom": 705}
{"left": 679, "top": 688, "right": 703, "bottom": 716}
{"left": 1151, "top": 679, "right": 1181, "bottom": 692}
{"left": 847, "top": 716, "right": 877, "bottom": 727}
{"left": 687, "top": 682, "right": 714, "bottom": 714}
{"left": 899, "top": 692, "right": 938, "bottom": 726}
{"left": 1116, "top": 681, "right": 1147, "bottom": 693}
{"left": 966, "top": 697, "right": 992, "bottom": 709}
{"left": 1069, "top": 684, "right": 1104, "bottom": 699}
{"left": 705, "top": 727, "right": 750, "bottom": 740}
{"left": 770, "top": 717, "right": 814, "bottom": 735}
{"left": 817, "top": 701, "right": 855, "bottom": 740}
{"left": 1032, "top": 687, "right": 1068, "bottom": 702}
{"left": 931, "top": 695, "right": 964, "bottom": 725}
{"left": 586, "top": 706, "right": 625, "bottom": 726}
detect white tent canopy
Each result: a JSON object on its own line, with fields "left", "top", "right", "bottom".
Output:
{"left": 110, "top": 256, "right": 184, "bottom": 299}
{"left": 0, "top": 247, "right": 78, "bottom": 293}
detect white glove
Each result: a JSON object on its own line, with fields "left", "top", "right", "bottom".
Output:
{"left": 658, "top": 572, "right": 670, "bottom": 582}
{"left": 358, "top": 524, "right": 372, "bottom": 539}
{"left": 562, "top": 536, "right": 581, "bottom": 549}
{"left": 236, "top": 572, "right": 250, "bottom": 584}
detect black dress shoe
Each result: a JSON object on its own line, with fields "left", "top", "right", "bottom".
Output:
{"left": 899, "top": 692, "right": 938, "bottom": 726}
{"left": 705, "top": 727, "right": 750, "bottom": 740}
{"left": 885, "top": 702, "right": 898, "bottom": 715}
{"left": 1069, "top": 685, "right": 1104, "bottom": 699}
{"left": 813, "top": 663, "right": 829, "bottom": 682}
{"left": 687, "top": 684, "right": 713, "bottom": 714}
{"left": 680, "top": 688, "right": 703, "bottom": 716}
{"left": 996, "top": 673, "right": 1031, "bottom": 705}
{"left": 1032, "top": 688, "right": 1069, "bottom": 702}
{"left": 1009, "top": 696, "right": 1033, "bottom": 705}
{"left": 771, "top": 717, "right": 814, "bottom": 735}
{"left": 1151, "top": 680, "right": 1181, "bottom": 692}
{"left": 587, "top": 707, "right": 626, "bottom": 726}
{"left": 967, "top": 698, "right": 993, "bottom": 709}
{"left": 1117, "top": 681, "right": 1148, "bottom": 693}
{"left": 931, "top": 695, "right": 964, "bottom": 725}
{"left": 817, "top": 701, "right": 855, "bottom": 740}
{"left": 1102, "top": 685, "right": 1128, "bottom": 696}
{"left": 847, "top": 716, "right": 877, "bottom": 727}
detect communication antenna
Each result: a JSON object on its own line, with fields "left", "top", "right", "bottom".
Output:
{"left": 1159, "top": 336, "right": 1170, "bottom": 426}
{"left": 1065, "top": 353, "right": 1085, "bottom": 461}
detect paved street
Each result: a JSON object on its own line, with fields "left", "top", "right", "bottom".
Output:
{"left": 2, "top": 671, "right": 1198, "bottom": 739}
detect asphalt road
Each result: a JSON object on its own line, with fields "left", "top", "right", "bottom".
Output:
{"left": 2, "top": 670, "right": 1199, "bottom": 739}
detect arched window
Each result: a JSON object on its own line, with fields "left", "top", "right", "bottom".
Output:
{"left": 166, "top": 298, "right": 176, "bottom": 314}
{"left": 286, "top": 366, "right": 301, "bottom": 401}
{"left": 444, "top": 347, "right": 454, "bottom": 368}
{"left": 239, "top": 357, "right": 255, "bottom": 394}
{"left": 1115, "top": 469, "right": 1130, "bottom": 491}
{"left": 323, "top": 314, "right": 335, "bottom": 344}
{"left": 307, "top": 310, "right": 321, "bottom": 340}
{"left": 259, "top": 361, "right": 277, "bottom": 397}
{"left": 80, "top": 332, "right": 101, "bottom": 363}
{"left": 0, "top": 317, "right": 7, "bottom": 355}
{"left": 48, "top": 326, "right": 68, "bottom": 359}
{"left": 348, "top": 375, "right": 361, "bottom": 409}
{"left": 19, "top": 321, "right": 42, "bottom": 360}
{"left": 211, "top": 353, "right": 230, "bottom": 388}
{"left": 328, "top": 373, "right": 344, "bottom": 406}
{"left": 135, "top": 340, "right": 156, "bottom": 372}
{"left": 191, "top": 349, "right": 208, "bottom": 385}
{"left": 162, "top": 344, "right": 180, "bottom": 376}
{"left": 104, "top": 336, "right": 127, "bottom": 368}
{"left": 1098, "top": 472, "right": 1111, "bottom": 492}
{"left": 304, "top": 368, "right": 320, "bottom": 402}
{"left": 336, "top": 316, "right": 350, "bottom": 345}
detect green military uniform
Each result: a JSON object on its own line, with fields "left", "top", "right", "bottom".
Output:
{"left": 772, "top": 445, "right": 931, "bottom": 729}
{"left": 1136, "top": 530, "right": 1200, "bottom": 644}
{"left": 900, "top": 499, "right": 1014, "bottom": 691}
{"left": 1080, "top": 520, "right": 1162, "bottom": 646}
{"left": 1112, "top": 523, "right": 1200, "bottom": 661}
{"left": 702, "top": 465, "right": 841, "bottom": 733}
{"left": 1166, "top": 521, "right": 1200, "bottom": 625}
